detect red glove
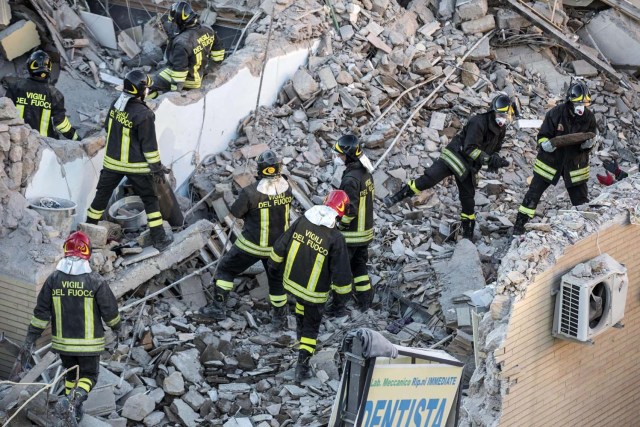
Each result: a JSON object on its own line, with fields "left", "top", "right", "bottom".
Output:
{"left": 597, "top": 172, "right": 615, "bottom": 186}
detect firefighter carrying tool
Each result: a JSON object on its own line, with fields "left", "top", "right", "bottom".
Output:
{"left": 19, "top": 231, "right": 122, "bottom": 424}
{"left": 2, "top": 50, "right": 79, "bottom": 140}
{"left": 327, "top": 135, "right": 375, "bottom": 314}
{"left": 85, "top": 70, "right": 173, "bottom": 251}
{"left": 198, "top": 150, "right": 293, "bottom": 322}
{"left": 149, "top": 1, "right": 225, "bottom": 97}
{"left": 384, "top": 94, "right": 519, "bottom": 240}
{"left": 267, "top": 190, "right": 353, "bottom": 383}
{"left": 513, "top": 81, "right": 598, "bottom": 235}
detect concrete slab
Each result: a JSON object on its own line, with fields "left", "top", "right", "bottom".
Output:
{"left": 571, "top": 60, "right": 598, "bottom": 77}
{"left": 0, "top": 0, "right": 10, "bottom": 28}
{"left": 495, "top": 46, "right": 571, "bottom": 95}
{"left": 84, "top": 386, "right": 116, "bottom": 416}
{"left": 0, "top": 20, "right": 40, "bottom": 61}
{"left": 80, "top": 11, "right": 117, "bottom": 49}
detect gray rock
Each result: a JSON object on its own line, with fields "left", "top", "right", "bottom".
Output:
{"left": 456, "top": 0, "right": 487, "bottom": 21}
{"left": 461, "top": 14, "right": 495, "bottom": 34}
{"left": 143, "top": 411, "right": 166, "bottom": 427}
{"left": 121, "top": 393, "right": 155, "bottom": 421}
{"left": 171, "top": 399, "right": 199, "bottom": 427}
{"left": 163, "top": 371, "right": 185, "bottom": 395}
{"left": 339, "top": 25, "right": 354, "bottom": 41}
{"left": 183, "top": 388, "right": 206, "bottom": 410}
{"left": 170, "top": 349, "right": 203, "bottom": 384}
{"left": 292, "top": 68, "right": 319, "bottom": 101}
{"left": 317, "top": 66, "right": 338, "bottom": 90}
{"left": 151, "top": 323, "right": 176, "bottom": 338}
{"left": 310, "top": 348, "right": 340, "bottom": 380}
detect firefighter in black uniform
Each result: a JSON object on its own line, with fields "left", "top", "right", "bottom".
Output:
{"left": 85, "top": 70, "right": 173, "bottom": 251}
{"left": 513, "top": 82, "right": 597, "bottom": 235}
{"left": 267, "top": 190, "right": 352, "bottom": 382}
{"left": 3, "top": 50, "right": 79, "bottom": 140}
{"left": 149, "top": 1, "right": 225, "bottom": 97}
{"left": 199, "top": 150, "right": 293, "bottom": 321}
{"left": 328, "top": 135, "right": 375, "bottom": 314}
{"left": 384, "top": 94, "right": 519, "bottom": 240}
{"left": 19, "top": 231, "right": 121, "bottom": 424}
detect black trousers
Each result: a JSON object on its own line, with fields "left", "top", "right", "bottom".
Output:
{"left": 295, "top": 302, "right": 323, "bottom": 355}
{"left": 520, "top": 174, "right": 589, "bottom": 216}
{"left": 414, "top": 158, "right": 475, "bottom": 216}
{"left": 87, "top": 169, "right": 164, "bottom": 230}
{"left": 60, "top": 355, "right": 100, "bottom": 395}
{"left": 348, "top": 246, "right": 371, "bottom": 294}
{"left": 215, "top": 245, "right": 268, "bottom": 293}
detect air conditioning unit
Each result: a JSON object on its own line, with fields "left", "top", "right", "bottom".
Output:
{"left": 552, "top": 253, "right": 628, "bottom": 344}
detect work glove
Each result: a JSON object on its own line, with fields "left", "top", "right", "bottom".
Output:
{"left": 149, "top": 163, "right": 166, "bottom": 185}
{"left": 603, "top": 159, "right": 628, "bottom": 180}
{"left": 580, "top": 137, "right": 597, "bottom": 150}
{"left": 597, "top": 172, "right": 615, "bottom": 186}
{"left": 337, "top": 220, "right": 349, "bottom": 231}
{"left": 112, "top": 322, "right": 126, "bottom": 342}
{"left": 488, "top": 154, "right": 509, "bottom": 170}
{"left": 18, "top": 332, "right": 38, "bottom": 360}
{"left": 540, "top": 140, "right": 556, "bottom": 153}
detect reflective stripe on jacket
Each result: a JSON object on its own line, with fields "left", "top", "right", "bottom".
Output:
{"left": 339, "top": 163, "right": 374, "bottom": 246}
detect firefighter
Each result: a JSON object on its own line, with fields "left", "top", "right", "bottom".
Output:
{"left": 513, "top": 81, "right": 598, "bottom": 235}
{"left": 384, "top": 94, "right": 518, "bottom": 240}
{"left": 327, "top": 135, "right": 375, "bottom": 314}
{"left": 2, "top": 50, "right": 79, "bottom": 140}
{"left": 198, "top": 150, "right": 293, "bottom": 322}
{"left": 85, "top": 70, "right": 173, "bottom": 251}
{"left": 18, "top": 231, "right": 121, "bottom": 424}
{"left": 267, "top": 190, "right": 352, "bottom": 382}
{"left": 149, "top": 1, "right": 225, "bottom": 97}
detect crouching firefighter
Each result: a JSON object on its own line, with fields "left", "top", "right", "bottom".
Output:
{"left": 3, "top": 50, "right": 79, "bottom": 140}
{"left": 267, "top": 190, "right": 352, "bottom": 382}
{"left": 199, "top": 150, "right": 293, "bottom": 322}
{"left": 513, "top": 81, "right": 598, "bottom": 235}
{"left": 384, "top": 94, "right": 519, "bottom": 240}
{"left": 327, "top": 135, "right": 375, "bottom": 315}
{"left": 149, "top": 1, "right": 225, "bottom": 97}
{"left": 86, "top": 70, "right": 173, "bottom": 251}
{"left": 19, "top": 232, "right": 122, "bottom": 424}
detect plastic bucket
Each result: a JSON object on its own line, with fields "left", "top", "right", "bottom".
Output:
{"left": 28, "top": 197, "right": 77, "bottom": 237}
{"left": 108, "top": 196, "right": 147, "bottom": 230}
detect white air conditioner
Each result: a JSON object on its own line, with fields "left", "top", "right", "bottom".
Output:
{"left": 552, "top": 253, "right": 628, "bottom": 344}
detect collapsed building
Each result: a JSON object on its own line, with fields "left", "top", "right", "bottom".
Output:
{"left": 0, "top": 0, "right": 638, "bottom": 425}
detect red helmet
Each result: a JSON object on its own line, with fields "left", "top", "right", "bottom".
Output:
{"left": 324, "top": 190, "right": 350, "bottom": 218}
{"left": 63, "top": 231, "right": 91, "bottom": 260}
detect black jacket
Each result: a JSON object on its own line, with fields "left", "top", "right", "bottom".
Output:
{"left": 103, "top": 97, "right": 160, "bottom": 174}
{"left": 534, "top": 102, "right": 597, "bottom": 187}
{"left": 3, "top": 77, "right": 77, "bottom": 140}
{"left": 339, "top": 162, "right": 374, "bottom": 246}
{"left": 28, "top": 270, "right": 121, "bottom": 356}
{"left": 158, "top": 24, "right": 225, "bottom": 89}
{"left": 268, "top": 215, "right": 352, "bottom": 304}
{"left": 443, "top": 111, "right": 506, "bottom": 179}
{"left": 231, "top": 179, "right": 293, "bottom": 258}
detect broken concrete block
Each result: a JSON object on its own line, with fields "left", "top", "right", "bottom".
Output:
{"left": 317, "top": 67, "right": 338, "bottom": 90}
{"left": 143, "top": 412, "right": 165, "bottom": 427}
{"left": 490, "top": 294, "right": 512, "bottom": 320}
{"left": 418, "top": 22, "right": 441, "bottom": 38}
{"left": 0, "top": 0, "right": 10, "bottom": 28}
{"left": 170, "top": 348, "right": 204, "bottom": 384}
{"left": 339, "top": 25, "right": 354, "bottom": 41}
{"left": 118, "top": 31, "right": 141, "bottom": 59}
{"left": 438, "top": 0, "right": 456, "bottom": 19}
{"left": 0, "top": 20, "right": 41, "bottom": 61}
{"left": 171, "top": 399, "right": 199, "bottom": 427}
{"left": 240, "top": 142, "right": 269, "bottom": 159}
{"left": 121, "top": 393, "right": 155, "bottom": 421}
{"left": 292, "top": 68, "right": 319, "bottom": 101}
{"left": 467, "top": 37, "right": 491, "bottom": 60}
{"left": 461, "top": 62, "right": 480, "bottom": 86}
{"left": 456, "top": 0, "right": 487, "bottom": 21}
{"left": 163, "top": 371, "right": 185, "bottom": 395}
{"left": 83, "top": 386, "right": 116, "bottom": 416}
{"left": 372, "top": 0, "right": 390, "bottom": 14}
{"left": 77, "top": 223, "right": 108, "bottom": 248}
{"left": 496, "top": 8, "right": 530, "bottom": 30}
{"left": 429, "top": 112, "right": 447, "bottom": 131}
{"left": 571, "top": 60, "right": 598, "bottom": 77}
{"left": 367, "top": 33, "right": 392, "bottom": 54}
{"left": 461, "top": 14, "right": 495, "bottom": 34}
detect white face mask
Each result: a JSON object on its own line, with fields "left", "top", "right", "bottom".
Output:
{"left": 495, "top": 116, "right": 508, "bottom": 127}
{"left": 333, "top": 154, "right": 345, "bottom": 166}
{"left": 574, "top": 105, "right": 585, "bottom": 116}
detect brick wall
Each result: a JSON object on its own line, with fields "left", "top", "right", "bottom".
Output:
{"left": 498, "top": 222, "right": 640, "bottom": 426}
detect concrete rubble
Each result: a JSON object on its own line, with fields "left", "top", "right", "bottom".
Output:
{"left": 0, "top": 0, "right": 637, "bottom": 426}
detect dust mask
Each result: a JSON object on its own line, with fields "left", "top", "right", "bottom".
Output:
{"left": 574, "top": 105, "right": 585, "bottom": 116}
{"left": 495, "top": 116, "right": 508, "bottom": 127}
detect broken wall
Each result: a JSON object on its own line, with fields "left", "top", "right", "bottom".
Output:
{"left": 462, "top": 178, "right": 640, "bottom": 426}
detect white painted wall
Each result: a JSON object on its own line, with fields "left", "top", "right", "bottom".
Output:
{"left": 25, "top": 45, "right": 313, "bottom": 222}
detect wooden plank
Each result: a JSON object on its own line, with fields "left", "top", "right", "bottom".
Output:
{"left": 506, "top": 0, "right": 623, "bottom": 83}
{"left": 0, "top": 351, "right": 56, "bottom": 411}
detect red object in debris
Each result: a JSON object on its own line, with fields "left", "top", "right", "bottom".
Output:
{"left": 597, "top": 172, "right": 615, "bottom": 186}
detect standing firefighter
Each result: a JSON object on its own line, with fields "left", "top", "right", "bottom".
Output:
{"left": 384, "top": 94, "right": 518, "bottom": 240}
{"left": 199, "top": 150, "right": 293, "bottom": 322}
{"left": 149, "top": 1, "right": 225, "bottom": 97}
{"left": 328, "top": 135, "right": 375, "bottom": 314}
{"left": 267, "top": 190, "right": 352, "bottom": 382}
{"left": 513, "top": 81, "right": 597, "bottom": 235}
{"left": 19, "top": 232, "right": 121, "bottom": 424}
{"left": 86, "top": 70, "right": 173, "bottom": 251}
{"left": 3, "top": 50, "right": 78, "bottom": 140}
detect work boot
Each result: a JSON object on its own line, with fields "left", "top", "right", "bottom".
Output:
{"left": 324, "top": 298, "right": 348, "bottom": 318}
{"left": 199, "top": 290, "right": 228, "bottom": 320}
{"left": 461, "top": 219, "right": 475, "bottom": 240}
{"left": 383, "top": 185, "right": 414, "bottom": 207}
{"left": 271, "top": 305, "right": 288, "bottom": 331}
{"left": 355, "top": 289, "right": 373, "bottom": 311}
{"left": 55, "top": 395, "right": 78, "bottom": 427}
{"left": 71, "top": 388, "right": 88, "bottom": 423}
{"left": 150, "top": 226, "right": 173, "bottom": 251}
{"left": 512, "top": 212, "right": 530, "bottom": 236}
{"left": 295, "top": 350, "right": 313, "bottom": 383}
